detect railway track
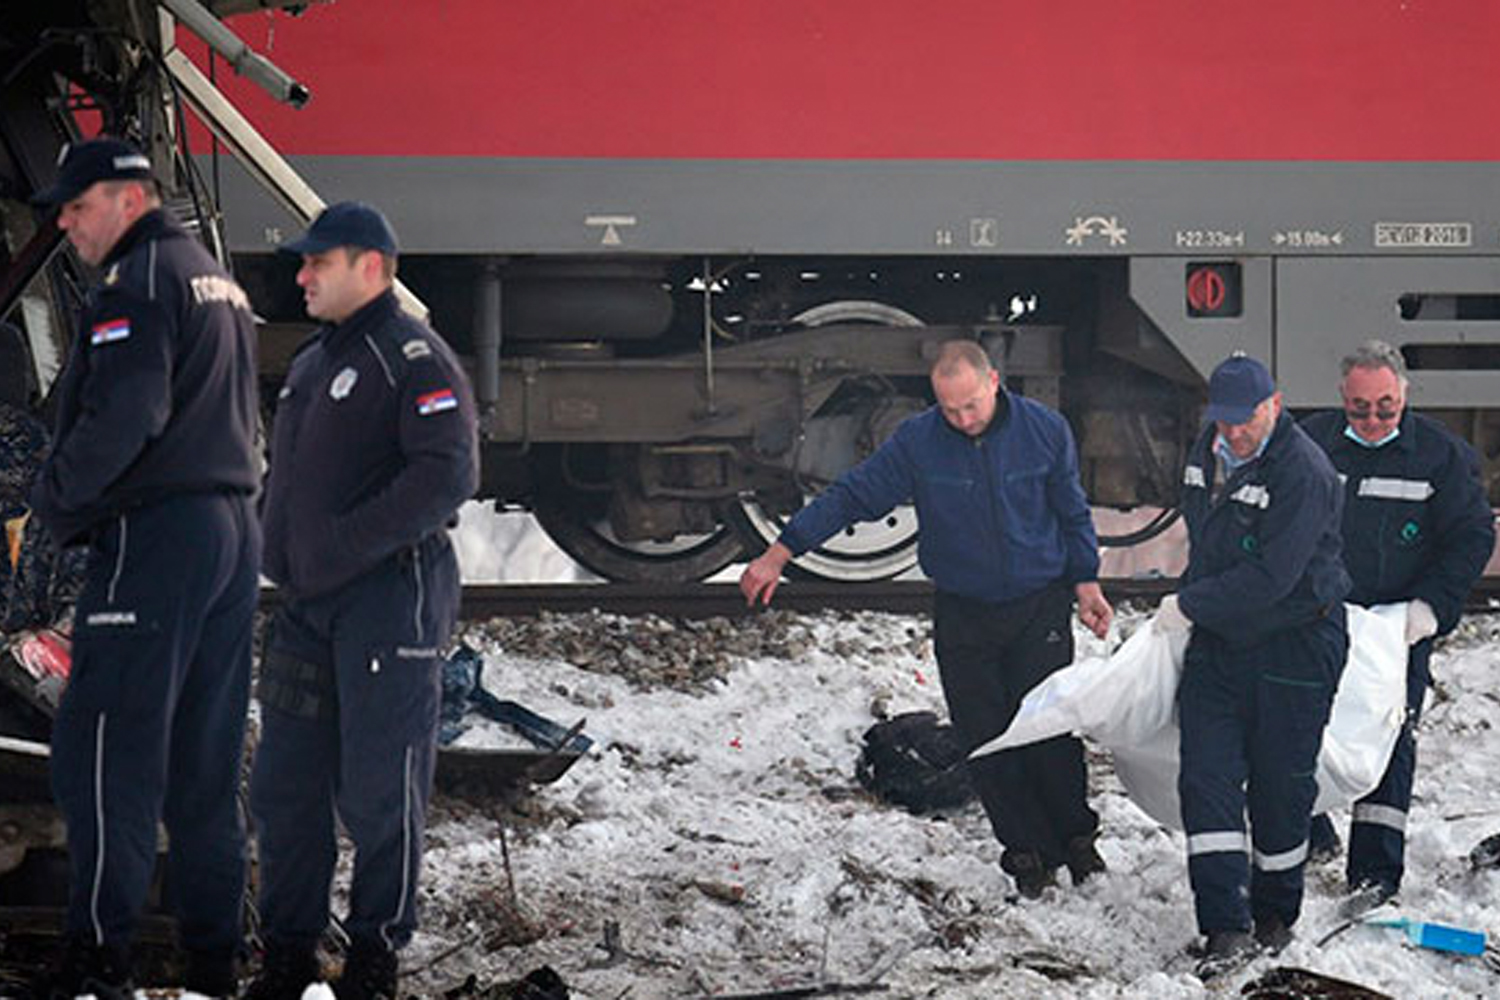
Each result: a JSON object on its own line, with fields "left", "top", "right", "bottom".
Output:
{"left": 437, "top": 578, "right": 1500, "bottom": 621}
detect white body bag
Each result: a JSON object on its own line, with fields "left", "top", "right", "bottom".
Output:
{"left": 970, "top": 603, "right": 1409, "bottom": 829}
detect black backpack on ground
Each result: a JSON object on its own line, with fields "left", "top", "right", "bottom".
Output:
{"left": 855, "top": 710, "right": 976, "bottom": 814}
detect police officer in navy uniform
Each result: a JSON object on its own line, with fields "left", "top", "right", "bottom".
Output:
{"left": 1303, "top": 341, "right": 1495, "bottom": 910}
{"left": 741, "top": 340, "right": 1114, "bottom": 899}
{"left": 1153, "top": 354, "right": 1351, "bottom": 976}
{"left": 246, "top": 202, "right": 478, "bottom": 1000}
{"left": 27, "top": 137, "right": 262, "bottom": 998}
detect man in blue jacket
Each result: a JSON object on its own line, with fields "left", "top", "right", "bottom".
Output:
{"left": 1154, "top": 354, "right": 1351, "bottom": 975}
{"left": 28, "top": 137, "right": 262, "bottom": 999}
{"left": 247, "top": 203, "right": 478, "bottom": 1000}
{"left": 1304, "top": 340, "right": 1495, "bottom": 911}
{"left": 740, "top": 340, "right": 1113, "bottom": 898}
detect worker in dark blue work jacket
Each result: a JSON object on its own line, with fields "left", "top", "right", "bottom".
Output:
{"left": 246, "top": 202, "right": 478, "bottom": 1000}
{"left": 27, "top": 137, "right": 262, "bottom": 999}
{"left": 1303, "top": 340, "right": 1495, "bottom": 912}
{"left": 1153, "top": 354, "right": 1351, "bottom": 977}
{"left": 740, "top": 339, "right": 1114, "bottom": 899}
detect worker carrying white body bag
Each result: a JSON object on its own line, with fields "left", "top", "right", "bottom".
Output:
{"left": 971, "top": 603, "right": 1409, "bottom": 828}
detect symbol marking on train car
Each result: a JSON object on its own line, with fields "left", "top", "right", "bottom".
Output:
{"left": 1065, "top": 215, "right": 1128, "bottom": 247}
{"left": 1272, "top": 230, "right": 1344, "bottom": 248}
{"left": 1373, "top": 222, "right": 1472, "bottom": 248}
{"left": 935, "top": 228, "right": 955, "bottom": 246}
{"left": 585, "top": 214, "right": 638, "bottom": 246}
{"left": 1186, "top": 268, "right": 1226, "bottom": 313}
{"left": 970, "top": 218, "right": 998, "bottom": 247}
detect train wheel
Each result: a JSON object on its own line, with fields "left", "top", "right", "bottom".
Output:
{"left": 729, "top": 300, "right": 925, "bottom": 582}
{"left": 726, "top": 499, "right": 920, "bottom": 581}
{"left": 532, "top": 505, "right": 744, "bottom": 583}
{"left": 530, "top": 445, "right": 744, "bottom": 583}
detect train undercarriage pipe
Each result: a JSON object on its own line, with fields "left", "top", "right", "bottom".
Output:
{"left": 474, "top": 261, "right": 502, "bottom": 409}
{"left": 158, "top": 0, "right": 310, "bottom": 107}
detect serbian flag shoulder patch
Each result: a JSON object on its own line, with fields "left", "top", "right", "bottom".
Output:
{"left": 90, "top": 318, "right": 131, "bottom": 345}
{"left": 416, "top": 387, "right": 458, "bottom": 416}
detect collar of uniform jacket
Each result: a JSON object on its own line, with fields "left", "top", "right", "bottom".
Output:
{"left": 319, "top": 287, "right": 401, "bottom": 355}
{"left": 98, "top": 208, "right": 176, "bottom": 270}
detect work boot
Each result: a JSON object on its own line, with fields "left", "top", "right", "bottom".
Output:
{"left": 1308, "top": 814, "right": 1342, "bottom": 863}
{"left": 33, "top": 936, "right": 133, "bottom": 1000}
{"left": 184, "top": 946, "right": 239, "bottom": 997}
{"left": 1002, "top": 851, "right": 1058, "bottom": 899}
{"left": 1065, "top": 833, "right": 1107, "bottom": 885}
{"left": 1194, "top": 929, "right": 1256, "bottom": 980}
{"left": 243, "top": 944, "right": 321, "bottom": 1000}
{"left": 1338, "top": 879, "right": 1397, "bottom": 920}
{"left": 334, "top": 939, "right": 398, "bottom": 1000}
{"left": 1253, "top": 916, "right": 1293, "bottom": 954}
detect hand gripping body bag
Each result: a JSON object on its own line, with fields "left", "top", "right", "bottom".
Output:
{"left": 971, "top": 602, "right": 1409, "bottom": 829}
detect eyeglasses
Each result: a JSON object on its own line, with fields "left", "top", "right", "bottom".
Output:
{"left": 1343, "top": 398, "right": 1401, "bottom": 421}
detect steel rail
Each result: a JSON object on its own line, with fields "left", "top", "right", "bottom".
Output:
{"left": 257, "top": 578, "right": 1500, "bottom": 621}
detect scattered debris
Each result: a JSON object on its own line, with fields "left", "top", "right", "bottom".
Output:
{"left": 1241, "top": 965, "right": 1393, "bottom": 999}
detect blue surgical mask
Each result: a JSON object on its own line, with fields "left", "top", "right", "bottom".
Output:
{"left": 1215, "top": 433, "right": 1269, "bottom": 470}
{"left": 1345, "top": 424, "right": 1400, "bottom": 448}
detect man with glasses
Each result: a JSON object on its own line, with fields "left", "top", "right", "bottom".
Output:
{"left": 1303, "top": 340, "right": 1495, "bottom": 913}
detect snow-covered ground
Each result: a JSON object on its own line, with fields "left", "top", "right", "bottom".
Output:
{"left": 386, "top": 599, "right": 1500, "bottom": 999}
{"left": 450, "top": 502, "right": 595, "bottom": 583}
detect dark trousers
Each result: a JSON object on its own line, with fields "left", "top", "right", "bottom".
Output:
{"left": 1311, "top": 639, "right": 1432, "bottom": 892}
{"left": 1178, "top": 607, "right": 1347, "bottom": 934}
{"left": 249, "top": 534, "right": 458, "bottom": 952}
{"left": 50, "top": 493, "right": 259, "bottom": 952}
{"left": 933, "top": 584, "right": 1097, "bottom": 870}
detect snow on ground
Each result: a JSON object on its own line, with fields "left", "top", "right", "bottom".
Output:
{"left": 388, "top": 603, "right": 1500, "bottom": 999}
{"left": 451, "top": 502, "right": 595, "bottom": 583}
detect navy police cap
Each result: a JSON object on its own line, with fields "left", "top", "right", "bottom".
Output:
{"left": 280, "top": 201, "right": 399, "bottom": 256}
{"left": 1204, "top": 353, "right": 1275, "bottom": 425}
{"left": 32, "top": 137, "right": 154, "bottom": 206}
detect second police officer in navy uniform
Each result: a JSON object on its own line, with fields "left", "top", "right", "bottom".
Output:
{"left": 247, "top": 202, "right": 478, "bottom": 1000}
{"left": 27, "top": 137, "right": 262, "bottom": 999}
{"left": 1153, "top": 354, "right": 1351, "bottom": 976}
{"left": 1303, "top": 340, "right": 1495, "bottom": 911}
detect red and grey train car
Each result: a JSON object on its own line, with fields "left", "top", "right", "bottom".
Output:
{"left": 7, "top": 0, "right": 1500, "bottom": 582}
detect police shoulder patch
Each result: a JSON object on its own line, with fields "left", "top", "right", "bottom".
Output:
{"left": 402, "top": 338, "right": 432, "bottom": 360}
{"left": 90, "top": 317, "right": 131, "bottom": 345}
{"left": 416, "top": 387, "right": 458, "bottom": 416}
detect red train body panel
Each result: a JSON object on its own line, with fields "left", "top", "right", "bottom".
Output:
{"left": 216, "top": 0, "right": 1500, "bottom": 161}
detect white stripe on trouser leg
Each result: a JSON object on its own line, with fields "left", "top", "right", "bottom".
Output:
{"left": 412, "top": 551, "right": 425, "bottom": 642}
{"left": 1186, "top": 830, "right": 1250, "bottom": 857}
{"left": 107, "top": 515, "right": 128, "bottom": 605}
{"left": 1254, "top": 841, "right": 1309, "bottom": 873}
{"left": 380, "top": 745, "right": 415, "bottom": 949}
{"left": 90, "top": 713, "right": 108, "bottom": 945}
{"left": 1352, "top": 802, "right": 1408, "bottom": 834}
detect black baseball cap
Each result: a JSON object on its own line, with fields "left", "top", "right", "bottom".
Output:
{"left": 280, "top": 201, "right": 399, "bottom": 256}
{"left": 31, "top": 137, "right": 155, "bottom": 206}
{"left": 1204, "top": 353, "right": 1275, "bottom": 425}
